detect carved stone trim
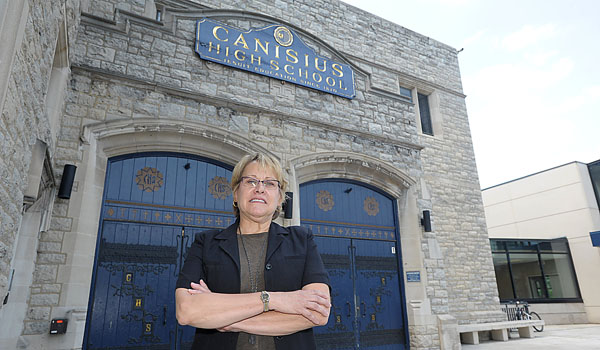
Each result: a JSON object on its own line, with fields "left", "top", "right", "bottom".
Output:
{"left": 290, "top": 152, "right": 416, "bottom": 199}
{"left": 81, "top": 117, "right": 277, "bottom": 166}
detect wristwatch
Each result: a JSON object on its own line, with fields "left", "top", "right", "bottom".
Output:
{"left": 260, "top": 291, "right": 270, "bottom": 312}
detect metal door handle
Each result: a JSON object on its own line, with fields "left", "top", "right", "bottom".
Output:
{"left": 361, "top": 302, "right": 366, "bottom": 317}
{"left": 163, "top": 305, "right": 167, "bottom": 325}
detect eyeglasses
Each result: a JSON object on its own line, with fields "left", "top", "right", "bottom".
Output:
{"left": 240, "top": 176, "right": 280, "bottom": 190}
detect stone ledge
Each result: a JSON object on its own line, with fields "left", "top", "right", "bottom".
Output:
{"left": 458, "top": 319, "right": 544, "bottom": 332}
{"left": 458, "top": 320, "right": 545, "bottom": 345}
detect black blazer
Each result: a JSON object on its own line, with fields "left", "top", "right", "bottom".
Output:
{"left": 176, "top": 221, "right": 330, "bottom": 350}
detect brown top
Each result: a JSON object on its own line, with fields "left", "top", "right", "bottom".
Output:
{"left": 236, "top": 232, "right": 276, "bottom": 350}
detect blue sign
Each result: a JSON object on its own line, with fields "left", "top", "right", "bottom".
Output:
{"left": 591, "top": 231, "right": 600, "bottom": 247}
{"left": 195, "top": 18, "right": 355, "bottom": 99}
{"left": 406, "top": 271, "right": 421, "bottom": 282}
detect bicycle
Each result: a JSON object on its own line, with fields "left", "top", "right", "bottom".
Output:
{"left": 515, "top": 301, "right": 544, "bottom": 332}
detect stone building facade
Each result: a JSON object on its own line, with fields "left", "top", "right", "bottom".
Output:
{"left": 0, "top": 0, "right": 504, "bottom": 349}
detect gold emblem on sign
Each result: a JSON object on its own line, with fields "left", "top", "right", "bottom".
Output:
{"left": 135, "top": 167, "right": 164, "bottom": 192}
{"left": 274, "top": 26, "right": 293, "bottom": 47}
{"left": 208, "top": 176, "right": 231, "bottom": 200}
{"left": 316, "top": 190, "right": 334, "bottom": 212}
{"left": 364, "top": 196, "right": 379, "bottom": 216}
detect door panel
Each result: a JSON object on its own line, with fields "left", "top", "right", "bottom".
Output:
{"left": 85, "top": 153, "right": 234, "bottom": 350}
{"left": 313, "top": 236, "right": 356, "bottom": 349}
{"left": 87, "top": 222, "right": 179, "bottom": 349}
{"left": 177, "top": 227, "right": 208, "bottom": 350}
{"left": 300, "top": 180, "right": 407, "bottom": 350}
{"left": 354, "top": 239, "right": 405, "bottom": 349}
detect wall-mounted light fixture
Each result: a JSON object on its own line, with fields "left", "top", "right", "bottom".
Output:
{"left": 283, "top": 192, "right": 293, "bottom": 219}
{"left": 57, "top": 164, "right": 77, "bottom": 199}
{"left": 420, "top": 210, "right": 432, "bottom": 232}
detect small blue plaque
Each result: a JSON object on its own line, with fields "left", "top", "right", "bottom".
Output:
{"left": 406, "top": 271, "right": 420, "bottom": 282}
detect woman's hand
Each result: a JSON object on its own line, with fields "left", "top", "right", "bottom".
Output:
{"left": 270, "top": 289, "right": 331, "bottom": 324}
{"left": 187, "top": 280, "right": 211, "bottom": 295}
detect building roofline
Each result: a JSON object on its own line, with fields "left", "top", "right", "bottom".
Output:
{"left": 482, "top": 160, "right": 598, "bottom": 191}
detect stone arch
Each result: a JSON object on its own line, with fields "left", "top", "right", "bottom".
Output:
{"left": 82, "top": 117, "right": 277, "bottom": 164}
{"left": 63, "top": 118, "right": 282, "bottom": 339}
{"left": 289, "top": 151, "right": 416, "bottom": 200}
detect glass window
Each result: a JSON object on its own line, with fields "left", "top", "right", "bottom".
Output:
{"left": 418, "top": 93, "right": 433, "bottom": 136}
{"left": 489, "top": 238, "right": 581, "bottom": 302}
{"left": 492, "top": 253, "right": 514, "bottom": 300}
{"left": 510, "top": 253, "right": 546, "bottom": 299}
{"left": 505, "top": 240, "right": 538, "bottom": 252}
{"left": 490, "top": 240, "right": 505, "bottom": 252}
{"left": 540, "top": 253, "right": 580, "bottom": 298}
{"left": 400, "top": 86, "right": 412, "bottom": 101}
{"left": 588, "top": 159, "right": 600, "bottom": 210}
{"left": 538, "top": 240, "right": 568, "bottom": 253}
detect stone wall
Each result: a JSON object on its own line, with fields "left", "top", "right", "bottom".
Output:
{"left": 0, "top": 0, "right": 64, "bottom": 308}
{"left": 0, "top": 1, "right": 87, "bottom": 345}
{"left": 418, "top": 95, "right": 502, "bottom": 323}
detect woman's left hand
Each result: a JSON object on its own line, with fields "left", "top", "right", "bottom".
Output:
{"left": 188, "top": 279, "right": 211, "bottom": 295}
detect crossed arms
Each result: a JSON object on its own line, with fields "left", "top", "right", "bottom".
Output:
{"left": 175, "top": 280, "right": 331, "bottom": 336}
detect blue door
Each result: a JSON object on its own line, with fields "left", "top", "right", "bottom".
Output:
{"left": 84, "top": 153, "right": 234, "bottom": 349}
{"left": 300, "top": 180, "right": 408, "bottom": 349}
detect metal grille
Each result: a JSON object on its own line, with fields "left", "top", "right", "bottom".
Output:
{"left": 502, "top": 303, "right": 519, "bottom": 321}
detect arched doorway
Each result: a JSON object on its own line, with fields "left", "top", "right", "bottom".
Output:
{"left": 83, "top": 152, "right": 235, "bottom": 350}
{"left": 300, "top": 180, "right": 408, "bottom": 350}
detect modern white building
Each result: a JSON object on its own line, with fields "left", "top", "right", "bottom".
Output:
{"left": 482, "top": 160, "right": 600, "bottom": 325}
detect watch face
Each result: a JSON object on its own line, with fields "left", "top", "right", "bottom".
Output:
{"left": 261, "top": 291, "right": 269, "bottom": 301}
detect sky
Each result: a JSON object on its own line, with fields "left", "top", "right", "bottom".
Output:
{"left": 341, "top": 0, "right": 600, "bottom": 188}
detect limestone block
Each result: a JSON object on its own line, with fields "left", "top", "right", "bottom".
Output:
{"left": 23, "top": 321, "right": 49, "bottom": 335}
{"left": 87, "top": 44, "right": 116, "bottom": 61}
{"left": 230, "top": 114, "right": 249, "bottom": 133}
{"left": 29, "top": 293, "right": 59, "bottom": 306}
{"left": 159, "top": 102, "right": 185, "bottom": 118}
{"left": 491, "top": 328, "right": 508, "bottom": 341}
{"left": 36, "top": 253, "right": 67, "bottom": 264}
{"left": 460, "top": 331, "right": 479, "bottom": 345}
{"left": 27, "top": 307, "right": 51, "bottom": 320}
{"left": 518, "top": 326, "right": 534, "bottom": 338}
{"left": 438, "top": 314, "right": 460, "bottom": 350}
{"left": 39, "top": 231, "right": 64, "bottom": 243}
{"left": 127, "top": 64, "right": 155, "bottom": 80}
{"left": 49, "top": 217, "right": 72, "bottom": 232}
{"left": 151, "top": 38, "right": 177, "bottom": 54}
{"left": 32, "top": 265, "right": 58, "bottom": 283}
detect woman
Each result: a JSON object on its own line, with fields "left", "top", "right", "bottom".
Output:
{"left": 176, "top": 153, "right": 331, "bottom": 349}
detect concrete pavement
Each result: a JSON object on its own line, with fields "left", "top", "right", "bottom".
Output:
{"left": 461, "top": 324, "right": 600, "bottom": 349}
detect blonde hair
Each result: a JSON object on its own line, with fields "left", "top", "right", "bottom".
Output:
{"left": 231, "top": 153, "right": 288, "bottom": 219}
